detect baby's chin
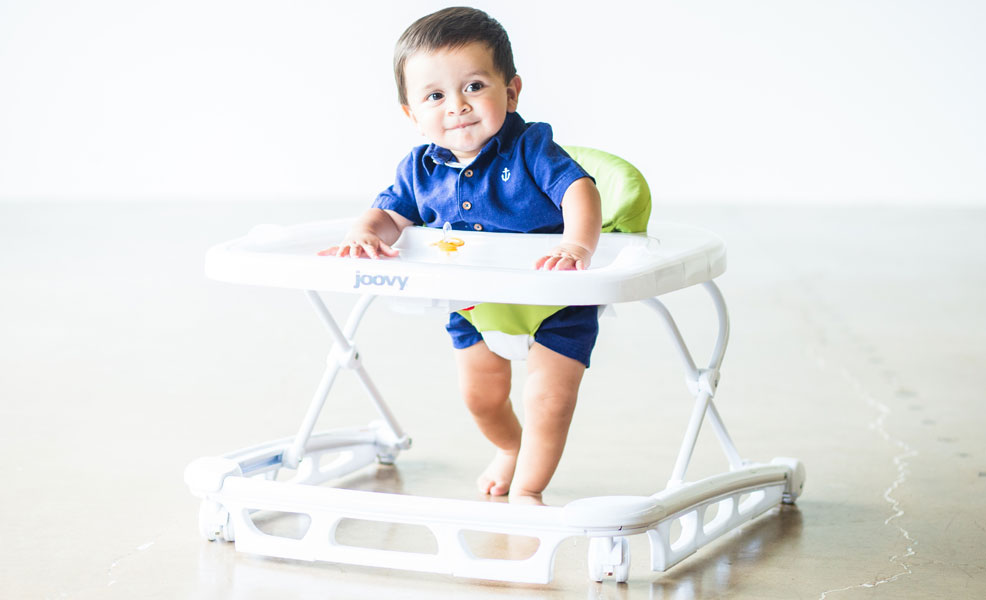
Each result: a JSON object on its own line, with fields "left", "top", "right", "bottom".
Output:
{"left": 445, "top": 146, "right": 486, "bottom": 162}
{"left": 442, "top": 129, "right": 494, "bottom": 149}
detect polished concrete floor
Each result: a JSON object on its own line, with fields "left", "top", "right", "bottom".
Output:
{"left": 2, "top": 201, "right": 984, "bottom": 599}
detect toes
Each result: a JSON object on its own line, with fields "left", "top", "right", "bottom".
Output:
{"left": 489, "top": 481, "right": 510, "bottom": 496}
{"left": 477, "top": 451, "right": 518, "bottom": 496}
{"left": 478, "top": 476, "right": 510, "bottom": 496}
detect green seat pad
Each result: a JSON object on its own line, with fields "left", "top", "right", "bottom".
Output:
{"left": 562, "top": 146, "right": 651, "bottom": 234}
{"left": 457, "top": 147, "right": 652, "bottom": 339}
{"left": 457, "top": 303, "right": 564, "bottom": 335}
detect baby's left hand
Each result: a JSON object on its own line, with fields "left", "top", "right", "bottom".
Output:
{"left": 535, "top": 243, "right": 593, "bottom": 271}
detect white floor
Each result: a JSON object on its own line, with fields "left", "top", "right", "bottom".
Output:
{"left": 2, "top": 201, "right": 985, "bottom": 599}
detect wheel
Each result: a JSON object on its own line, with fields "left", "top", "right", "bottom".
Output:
{"left": 198, "top": 501, "right": 235, "bottom": 542}
{"left": 587, "top": 537, "right": 608, "bottom": 582}
{"left": 376, "top": 452, "right": 398, "bottom": 465}
{"left": 198, "top": 501, "right": 220, "bottom": 541}
{"left": 772, "top": 457, "right": 806, "bottom": 504}
{"left": 221, "top": 511, "right": 235, "bottom": 542}
{"left": 613, "top": 537, "right": 630, "bottom": 583}
{"left": 587, "top": 536, "right": 631, "bottom": 583}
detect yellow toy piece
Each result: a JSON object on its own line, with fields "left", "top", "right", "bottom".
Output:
{"left": 432, "top": 237, "right": 464, "bottom": 253}
{"left": 432, "top": 223, "right": 465, "bottom": 253}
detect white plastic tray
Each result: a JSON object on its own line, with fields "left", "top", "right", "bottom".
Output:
{"left": 205, "top": 219, "right": 726, "bottom": 305}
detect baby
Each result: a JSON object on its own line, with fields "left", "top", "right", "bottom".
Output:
{"left": 327, "top": 7, "right": 602, "bottom": 503}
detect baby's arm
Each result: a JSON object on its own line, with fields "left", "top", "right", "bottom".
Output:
{"left": 536, "top": 177, "right": 602, "bottom": 271}
{"left": 320, "top": 208, "right": 414, "bottom": 258}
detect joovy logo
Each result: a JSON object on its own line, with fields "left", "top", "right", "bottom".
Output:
{"left": 353, "top": 270, "right": 409, "bottom": 291}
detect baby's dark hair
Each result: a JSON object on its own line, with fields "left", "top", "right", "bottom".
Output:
{"left": 394, "top": 7, "right": 516, "bottom": 105}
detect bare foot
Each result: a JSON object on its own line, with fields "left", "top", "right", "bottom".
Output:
{"left": 477, "top": 450, "right": 518, "bottom": 496}
{"left": 508, "top": 489, "right": 545, "bottom": 505}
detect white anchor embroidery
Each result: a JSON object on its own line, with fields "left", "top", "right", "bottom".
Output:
{"left": 501, "top": 167, "right": 511, "bottom": 182}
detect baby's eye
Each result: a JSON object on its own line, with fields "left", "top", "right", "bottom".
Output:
{"left": 464, "top": 82, "right": 484, "bottom": 93}
{"left": 427, "top": 92, "right": 444, "bottom": 102}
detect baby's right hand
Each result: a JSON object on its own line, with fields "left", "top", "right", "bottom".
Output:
{"left": 535, "top": 242, "right": 593, "bottom": 271}
{"left": 318, "top": 233, "right": 400, "bottom": 259}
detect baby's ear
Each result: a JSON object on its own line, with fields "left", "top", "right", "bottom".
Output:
{"left": 506, "top": 75, "right": 522, "bottom": 112}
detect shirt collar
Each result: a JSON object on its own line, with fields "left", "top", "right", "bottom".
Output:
{"left": 421, "top": 112, "right": 526, "bottom": 174}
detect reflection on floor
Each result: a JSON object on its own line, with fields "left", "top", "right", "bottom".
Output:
{"left": 1, "top": 201, "right": 984, "bottom": 599}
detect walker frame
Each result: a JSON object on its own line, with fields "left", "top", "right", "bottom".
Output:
{"left": 184, "top": 220, "right": 805, "bottom": 583}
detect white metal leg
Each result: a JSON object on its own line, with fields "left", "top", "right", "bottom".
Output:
{"left": 641, "top": 296, "right": 699, "bottom": 380}
{"left": 668, "top": 391, "right": 714, "bottom": 486}
{"left": 283, "top": 292, "right": 409, "bottom": 468}
{"left": 644, "top": 281, "right": 744, "bottom": 485}
{"left": 706, "top": 400, "right": 745, "bottom": 470}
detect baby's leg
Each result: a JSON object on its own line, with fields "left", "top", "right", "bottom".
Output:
{"left": 454, "top": 342, "right": 521, "bottom": 496}
{"left": 510, "top": 343, "right": 585, "bottom": 503}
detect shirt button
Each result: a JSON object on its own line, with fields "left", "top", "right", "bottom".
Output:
{"left": 462, "top": 201, "right": 472, "bottom": 210}
{"left": 463, "top": 169, "right": 474, "bottom": 178}
{"left": 473, "top": 223, "right": 483, "bottom": 231}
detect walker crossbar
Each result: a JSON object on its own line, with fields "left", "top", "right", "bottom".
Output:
{"left": 186, "top": 220, "right": 805, "bottom": 583}
{"left": 283, "top": 292, "right": 409, "bottom": 469}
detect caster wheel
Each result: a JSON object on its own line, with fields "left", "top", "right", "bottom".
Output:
{"left": 221, "top": 512, "right": 235, "bottom": 542}
{"left": 587, "top": 536, "right": 630, "bottom": 583}
{"left": 613, "top": 537, "right": 630, "bottom": 583}
{"left": 588, "top": 537, "right": 607, "bottom": 582}
{"left": 376, "top": 452, "right": 398, "bottom": 465}
{"left": 772, "top": 457, "right": 806, "bottom": 504}
{"left": 198, "top": 501, "right": 235, "bottom": 542}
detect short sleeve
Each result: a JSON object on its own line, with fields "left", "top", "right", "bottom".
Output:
{"left": 371, "top": 151, "right": 423, "bottom": 225}
{"left": 519, "top": 123, "right": 593, "bottom": 208}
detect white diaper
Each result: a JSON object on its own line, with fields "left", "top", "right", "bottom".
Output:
{"left": 481, "top": 330, "right": 535, "bottom": 361}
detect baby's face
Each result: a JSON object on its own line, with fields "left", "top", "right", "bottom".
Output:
{"left": 402, "top": 42, "right": 520, "bottom": 162}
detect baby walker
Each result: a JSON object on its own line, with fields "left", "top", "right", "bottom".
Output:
{"left": 184, "top": 147, "right": 805, "bottom": 584}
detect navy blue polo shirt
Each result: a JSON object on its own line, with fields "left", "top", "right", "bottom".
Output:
{"left": 372, "top": 112, "right": 591, "bottom": 233}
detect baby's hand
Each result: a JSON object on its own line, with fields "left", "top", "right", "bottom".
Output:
{"left": 318, "top": 234, "right": 400, "bottom": 259}
{"left": 535, "top": 243, "right": 593, "bottom": 271}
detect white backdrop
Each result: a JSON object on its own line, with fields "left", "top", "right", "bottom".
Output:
{"left": 1, "top": 0, "right": 983, "bottom": 205}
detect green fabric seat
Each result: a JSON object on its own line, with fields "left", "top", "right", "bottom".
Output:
{"left": 458, "top": 147, "right": 652, "bottom": 338}
{"left": 562, "top": 146, "right": 651, "bottom": 234}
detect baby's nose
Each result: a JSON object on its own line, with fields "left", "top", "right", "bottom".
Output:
{"left": 448, "top": 96, "right": 471, "bottom": 115}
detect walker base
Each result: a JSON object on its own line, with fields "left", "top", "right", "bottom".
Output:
{"left": 186, "top": 433, "right": 800, "bottom": 584}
